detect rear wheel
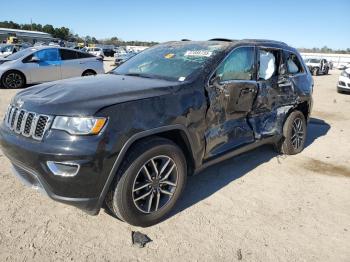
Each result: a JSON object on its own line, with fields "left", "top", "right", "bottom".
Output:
{"left": 276, "top": 110, "right": 307, "bottom": 155}
{"left": 105, "top": 137, "right": 187, "bottom": 227}
{"left": 1, "top": 71, "right": 25, "bottom": 89}
{"left": 313, "top": 67, "right": 319, "bottom": 76}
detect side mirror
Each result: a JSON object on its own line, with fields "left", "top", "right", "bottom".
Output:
{"left": 209, "top": 74, "right": 221, "bottom": 85}
{"left": 29, "top": 56, "right": 40, "bottom": 63}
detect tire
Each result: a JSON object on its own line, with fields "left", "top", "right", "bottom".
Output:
{"left": 105, "top": 137, "right": 187, "bottom": 227}
{"left": 324, "top": 67, "right": 329, "bottom": 75}
{"left": 1, "top": 70, "right": 26, "bottom": 89}
{"left": 313, "top": 67, "right": 319, "bottom": 76}
{"left": 276, "top": 110, "right": 307, "bottom": 155}
{"left": 82, "top": 70, "right": 96, "bottom": 76}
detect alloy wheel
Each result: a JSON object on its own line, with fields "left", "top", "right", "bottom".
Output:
{"left": 5, "top": 73, "right": 23, "bottom": 88}
{"left": 132, "top": 155, "right": 178, "bottom": 214}
{"left": 291, "top": 117, "right": 304, "bottom": 150}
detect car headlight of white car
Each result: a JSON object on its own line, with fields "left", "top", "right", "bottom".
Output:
{"left": 52, "top": 116, "right": 107, "bottom": 135}
{"left": 341, "top": 71, "right": 349, "bottom": 78}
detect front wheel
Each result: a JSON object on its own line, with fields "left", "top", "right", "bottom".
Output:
{"left": 313, "top": 67, "right": 319, "bottom": 76}
{"left": 276, "top": 110, "right": 307, "bottom": 155}
{"left": 105, "top": 137, "right": 187, "bottom": 227}
{"left": 1, "top": 71, "right": 25, "bottom": 89}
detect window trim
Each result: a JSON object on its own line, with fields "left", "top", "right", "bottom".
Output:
{"left": 207, "top": 45, "right": 257, "bottom": 85}
{"left": 283, "top": 50, "right": 307, "bottom": 77}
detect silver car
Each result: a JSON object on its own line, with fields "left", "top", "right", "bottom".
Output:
{"left": 0, "top": 46, "right": 105, "bottom": 89}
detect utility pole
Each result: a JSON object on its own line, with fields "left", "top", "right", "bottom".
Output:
{"left": 30, "top": 18, "right": 33, "bottom": 31}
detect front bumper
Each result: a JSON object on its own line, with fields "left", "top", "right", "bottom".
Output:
{"left": 337, "top": 76, "right": 350, "bottom": 93}
{"left": 0, "top": 122, "right": 119, "bottom": 215}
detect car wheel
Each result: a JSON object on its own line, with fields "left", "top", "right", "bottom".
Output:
{"left": 1, "top": 71, "right": 25, "bottom": 89}
{"left": 82, "top": 70, "right": 96, "bottom": 76}
{"left": 276, "top": 110, "right": 307, "bottom": 155}
{"left": 313, "top": 67, "right": 319, "bottom": 76}
{"left": 105, "top": 137, "right": 187, "bottom": 227}
{"left": 324, "top": 68, "right": 329, "bottom": 75}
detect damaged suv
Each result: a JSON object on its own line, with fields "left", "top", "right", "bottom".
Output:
{"left": 0, "top": 39, "right": 313, "bottom": 227}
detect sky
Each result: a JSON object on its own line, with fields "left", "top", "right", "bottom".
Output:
{"left": 1, "top": 0, "right": 350, "bottom": 49}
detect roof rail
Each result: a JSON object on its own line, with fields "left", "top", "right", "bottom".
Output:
{"left": 241, "top": 39, "right": 288, "bottom": 46}
{"left": 208, "top": 38, "right": 234, "bottom": 42}
{"left": 181, "top": 39, "right": 191, "bottom": 41}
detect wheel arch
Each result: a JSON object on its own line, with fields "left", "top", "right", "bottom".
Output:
{"left": 1, "top": 69, "right": 27, "bottom": 86}
{"left": 97, "top": 125, "right": 195, "bottom": 211}
{"left": 82, "top": 69, "right": 97, "bottom": 76}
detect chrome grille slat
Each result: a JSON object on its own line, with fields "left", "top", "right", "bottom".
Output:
{"left": 3, "top": 105, "right": 52, "bottom": 141}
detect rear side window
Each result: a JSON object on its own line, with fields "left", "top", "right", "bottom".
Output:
{"left": 77, "top": 51, "right": 94, "bottom": 59}
{"left": 216, "top": 47, "right": 255, "bottom": 81}
{"left": 285, "top": 52, "right": 304, "bottom": 74}
{"left": 60, "top": 49, "right": 78, "bottom": 60}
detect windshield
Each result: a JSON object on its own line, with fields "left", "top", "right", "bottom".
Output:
{"left": 5, "top": 48, "right": 36, "bottom": 60}
{"left": 306, "top": 58, "right": 320, "bottom": 63}
{"left": 0, "top": 45, "right": 14, "bottom": 53}
{"left": 112, "top": 41, "right": 229, "bottom": 81}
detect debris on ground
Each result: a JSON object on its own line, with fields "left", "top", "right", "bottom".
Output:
{"left": 237, "top": 249, "right": 243, "bottom": 260}
{"left": 131, "top": 231, "right": 152, "bottom": 248}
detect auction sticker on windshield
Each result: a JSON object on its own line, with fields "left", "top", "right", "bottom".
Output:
{"left": 184, "top": 50, "right": 213, "bottom": 57}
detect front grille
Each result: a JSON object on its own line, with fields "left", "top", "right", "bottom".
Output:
{"left": 4, "top": 105, "right": 53, "bottom": 140}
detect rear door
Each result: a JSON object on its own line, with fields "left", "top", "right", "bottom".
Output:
{"left": 26, "top": 48, "right": 61, "bottom": 83}
{"left": 249, "top": 47, "right": 296, "bottom": 138}
{"left": 59, "top": 49, "right": 83, "bottom": 79}
{"left": 205, "top": 46, "right": 258, "bottom": 159}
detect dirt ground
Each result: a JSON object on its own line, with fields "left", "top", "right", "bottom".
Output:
{"left": 0, "top": 59, "right": 349, "bottom": 262}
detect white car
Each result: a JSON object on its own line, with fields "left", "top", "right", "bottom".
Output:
{"left": 86, "top": 47, "right": 104, "bottom": 59}
{"left": 337, "top": 68, "right": 350, "bottom": 93}
{"left": 0, "top": 46, "right": 105, "bottom": 89}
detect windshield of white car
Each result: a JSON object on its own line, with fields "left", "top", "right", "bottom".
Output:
{"left": 112, "top": 41, "right": 229, "bottom": 81}
{"left": 307, "top": 59, "right": 320, "bottom": 63}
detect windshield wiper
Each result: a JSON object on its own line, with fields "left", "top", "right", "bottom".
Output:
{"left": 123, "top": 73, "right": 155, "bottom": 79}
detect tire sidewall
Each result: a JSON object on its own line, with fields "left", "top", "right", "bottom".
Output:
{"left": 113, "top": 143, "right": 187, "bottom": 227}
{"left": 282, "top": 111, "right": 307, "bottom": 155}
{"left": 2, "top": 71, "right": 25, "bottom": 89}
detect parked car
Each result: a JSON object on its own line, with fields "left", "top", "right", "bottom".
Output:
{"left": 0, "top": 44, "right": 30, "bottom": 58}
{"left": 337, "top": 63, "right": 350, "bottom": 70}
{"left": 102, "top": 46, "right": 115, "bottom": 57}
{"left": 114, "top": 52, "right": 136, "bottom": 66}
{"left": 337, "top": 68, "right": 350, "bottom": 93}
{"left": 0, "top": 46, "right": 104, "bottom": 89}
{"left": 86, "top": 47, "right": 104, "bottom": 59}
{"left": 0, "top": 39, "right": 313, "bottom": 227}
{"left": 304, "top": 58, "right": 329, "bottom": 75}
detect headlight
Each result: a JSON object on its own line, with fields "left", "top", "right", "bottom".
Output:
{"left": 341, "top": 71, "right": 349, "bottom": 77}
{"left": 52, "top": 116, "right": 107, "bottom": 135}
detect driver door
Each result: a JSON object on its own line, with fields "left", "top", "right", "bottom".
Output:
{"left": 25, "top": 48, "right": 61, "bottom": 83}
{"left": 205, "top": 46, "right": 258, "bottom": 159}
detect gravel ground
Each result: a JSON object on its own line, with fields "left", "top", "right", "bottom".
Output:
{"left": 0, "top": 60, "right": 349, "bottom": 262}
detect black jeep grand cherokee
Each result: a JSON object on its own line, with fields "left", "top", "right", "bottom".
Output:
{"left": 0, "top": 39, "right": 313, "bottom": 227}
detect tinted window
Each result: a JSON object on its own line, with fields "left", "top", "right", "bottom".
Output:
{"left": 60, "top": 49, "right": 78, "bottom": 60}
{"left": 35, "top": 48, "right": 60, "bottom": 61}
{"left": 216, "top": 47, "right": 255, "bottom": 81}
{"left": 286, "top": 52, "right": 303, "bottom": 74}
{"left": 77, "top": 51, "right": 94, "bottom": 59}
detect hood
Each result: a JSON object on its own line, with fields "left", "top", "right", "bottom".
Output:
{"left": 0, "top": 58, "right": 11, "bottom": 65}
{"left": 12, "top": 74, "right": 184, "bottom": 115}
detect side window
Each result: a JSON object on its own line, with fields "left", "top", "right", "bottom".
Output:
{"left": 258, "top": 49, "right": 279, "bottom": 80}
{"left": 77, "top": 51, "right": 94, "bottom": 59}
{"left": 35, "top": 48, "right": 60, "bottom": 62}
{"left": 286, "top": 52, "right": 303, "bottom": 74}
{"left": 60, "top": 49, "right": 78, "bottom": 60}
{"left": 216, "top": 47, "right": 255, "bottom": 81}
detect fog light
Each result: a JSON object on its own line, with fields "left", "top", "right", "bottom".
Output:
{"left": 47, "top": 161, "right": 80, "bottom": 177}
